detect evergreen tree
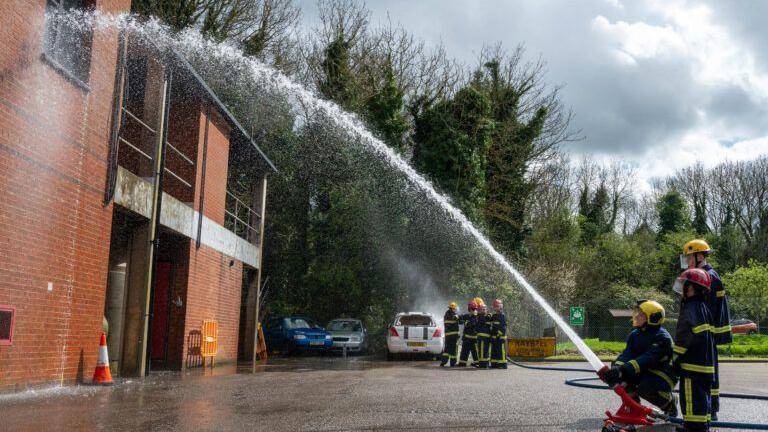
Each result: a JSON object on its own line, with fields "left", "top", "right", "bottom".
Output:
{"left": 481, "top": 60, "right": 548, "bottom": 258}
{"left": 413, "top": 86, "right": 493, "bottom": 223}
{"left": 364, "top": 62, "right": 409, "bottom": 152}
{"left": 319, "top": 35, "right": 357, "bottom": 110}
{"left": 656, "top": 190, "right": 691, "bottom": 237}
{"left": 692, "top": 195, "right": 709, "bottom": 235}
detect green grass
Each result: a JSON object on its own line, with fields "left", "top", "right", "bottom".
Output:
{"left": 554, "top": 334, "right": 768, "bottom": 358}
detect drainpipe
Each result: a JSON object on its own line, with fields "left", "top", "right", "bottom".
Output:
{"left": 104, "top": 29, "right": 127, "bottom": 206}
{"left": 252, "top": 174, "right": 268, "bottom": 372}
{"left": 196, "top": 108, "right": 210, "bottom": 249}
{"left": 139, "top": 69, "right": 172, "bottom": 377}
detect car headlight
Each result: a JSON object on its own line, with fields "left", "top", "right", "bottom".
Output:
{"left": 350, "top": 337, "right": 360, "bottom": 342}
{"left": 293, "top": 334, "right": 306, "bottom": 340}
{"left": 325, "top": 335, "right": 332, "bottom": 340}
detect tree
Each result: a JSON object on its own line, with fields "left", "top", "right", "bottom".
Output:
{"left": 413, "top": 86, "right": 493, "bottom": 223}
{"left": 132, "top": 0, "right": 301, "bottom": 71}
{"left": 318, "top": 35, "right": 357, "bottom": 110}
{"left": 480, "top": 59, "right": 548, "bottom": 258}
{"left": 363, "top": 61, "right": 408, "bottom": 152}
{"left": 656, "top": 189, "right": 690, "bottom": 237}
{"left": 722, "top": 260, "right": 768, "bottom": 326}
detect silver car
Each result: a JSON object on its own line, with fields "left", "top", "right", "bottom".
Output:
{"left": 327, "top": 318, "right": 367, "bottom": 354}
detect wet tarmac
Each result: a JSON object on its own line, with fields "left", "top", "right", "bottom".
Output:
{"left": 0, "top": 357, "right": 766, "bottom": 431}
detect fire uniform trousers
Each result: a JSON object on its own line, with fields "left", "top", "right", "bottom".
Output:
{"left": 489, "top": 312, "right": 508, "bottom": 369}
{"left": 673, "top": 294, "right": 716, "bottom": 432}
{"left": 612, "top": 326, "right": 677, "bottom": 412}
{"left": 476, "top": 313, "right": 493, "bottom": 369}
{"left": 702, "top": 264, "right": 731, "bottom": 415}
{"left": 457, "top": 314, "right": 479, "bottom": 366}
{"left": 441, "top": 309, "right": 460, "bottom": 366}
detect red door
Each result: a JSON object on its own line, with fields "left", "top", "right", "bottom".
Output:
{"left": 151, "top": 262, "right": 172, "bottom": 363}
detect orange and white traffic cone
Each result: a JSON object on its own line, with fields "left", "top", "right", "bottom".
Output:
{"left": 92, "top": 332, "right": 113, "bottom": 385}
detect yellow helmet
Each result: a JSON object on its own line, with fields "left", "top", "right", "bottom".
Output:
{"left": 683, "top": 239, "right": 711, "bottom": 256}
{"left": 448, "top": 302, "right": 458, "bottom": 310}
{"left": 636, "top": 300, "right": 665, "bottom": 326}
{"left": 473, "top": 297, "right": 485, "bottom": 307}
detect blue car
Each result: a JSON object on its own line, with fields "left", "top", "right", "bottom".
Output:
{"left": 263, "top": 316, "right": 333, "bottom": 354}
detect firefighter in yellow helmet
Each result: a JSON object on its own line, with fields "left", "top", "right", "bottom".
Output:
{"left": 440, "top": 302, "right": 460, "bottom": 367}
{"left": 599, "top": 300, "right": 678, "bottom": 417}
{"left": 682, "top": 239, "right": 731, "bottom": 420}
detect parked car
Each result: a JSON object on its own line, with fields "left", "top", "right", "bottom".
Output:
{"left": 327, "top": 318, "right": 368, "bottom": 354}
{"left": 730, "top": 318, "right": 758, "bottom": 335}
{"left": 263, "top": 316, "right": 333, "bottom": 354}
{"left": 386, "top": 312, "right": 443, "bottom": 360}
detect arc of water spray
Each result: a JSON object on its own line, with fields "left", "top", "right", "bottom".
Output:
{"left": 232, "top": 60, "right": 606, "bottom": 372}
{"left": 86, "top": 12, "right": 605, "bottom": 372}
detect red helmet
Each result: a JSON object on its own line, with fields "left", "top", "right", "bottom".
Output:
{"left": 468, "top": 300, "right": 478, "bottom": 311}
{"left": 493, "top": 299, "right": 503, "bottom": 309}
{"left": 673, "top": 268, "right": 711, "bottom": 295}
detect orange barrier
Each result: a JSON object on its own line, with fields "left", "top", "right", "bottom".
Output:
{"left": 201, "top": 319, "right": 218, "bottom": 369}
{"left": 255, "top": 323, "right": 268, "bottom": 361}
{"left": 93, "top": 333, "right": 113, "bottom": 385}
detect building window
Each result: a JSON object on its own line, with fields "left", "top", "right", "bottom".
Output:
{"left": 42, "top": 0, "right": 94, "bottom": 90}
{"left": 0, "top": 305, "right": 15, "bottom": 346}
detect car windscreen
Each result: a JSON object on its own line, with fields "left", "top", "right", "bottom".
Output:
{"left": 328, "top": 321, "right": 362, "bottom": 332}
{"left": 397, "top": 315, "right": 433, "bottom": 326}
{"left": 285, "top": 318, "right": 316, "bottom": 329}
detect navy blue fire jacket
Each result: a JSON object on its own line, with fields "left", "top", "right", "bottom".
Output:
{"left": 490, "top": 311, "right": 507, "bottom": 338}
{"left": 613, "top": 325, "right": 675, "bottom": 388}
{"left": 673, "top": 294, "right": 716, "bottom": 381}
{"left": 702, "top": 264, "right": 733, "bottom": 345}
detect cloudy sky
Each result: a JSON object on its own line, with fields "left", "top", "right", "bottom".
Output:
{"left": 300, "top": 0, "right": 768, "bottom": 189}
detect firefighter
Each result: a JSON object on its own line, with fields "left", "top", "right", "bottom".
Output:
{"left": 489, "top": 299, "right": 508, "bottom": 369}
{"left": 682, "top": 239, "right": 731, "bottom": 420}
{"left": 440, "top": 302, "right": 460, "bottom": 367}
{"left": 457, "top": 300, "right": 479, "bottom": 367}
{"left": 599, "top": 300, "right": 677, "bottom": 416}
{"left": 476, "top": 303, "right": 492, "bottom": 369}
{"left": 672, "top": 268, "right": 716, "bottom": 432}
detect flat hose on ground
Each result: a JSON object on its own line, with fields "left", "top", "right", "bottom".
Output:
{"left": 508, "top": 359, "right": 768, "bottom": 430}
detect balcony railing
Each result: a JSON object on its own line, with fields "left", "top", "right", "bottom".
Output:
{"left": 117, "top": 104, "right": 195, "bottom": 198}
{"left": 225, "top": 190, "right": 260, "bottom": 244}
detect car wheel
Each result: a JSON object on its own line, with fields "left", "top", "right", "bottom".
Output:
{"left": 386, "top": 351, "right": 394, "bottom": 361}
{"left": 747, "top": 330, "right": 756, "bottom": 335}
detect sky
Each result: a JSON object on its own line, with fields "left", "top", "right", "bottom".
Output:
{"left": 299, "top": 0, "right": 768, "bottom": 190}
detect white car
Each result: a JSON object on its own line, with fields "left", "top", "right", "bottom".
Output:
{"left": 386, "top": 312, "right": 444, "bottom": 360}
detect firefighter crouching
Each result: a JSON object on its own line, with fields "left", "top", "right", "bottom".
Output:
{"left": 489, "top": 299, "right": 508, "bottom": 369}
{"left": 440, "top": 302, "right": 460, "bottom": 367}
{"left": 598, "top": 300, "right": 678, "bottom": 417}
{"left": 457, "top": 300, "right": 480, "bottom": 367}
{"left": 672, "top": 268, "right": 716, "bottom": 432}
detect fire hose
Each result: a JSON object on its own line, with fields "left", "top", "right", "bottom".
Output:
{"left": 508, "top": 359, "right": 768, "bottom": 430}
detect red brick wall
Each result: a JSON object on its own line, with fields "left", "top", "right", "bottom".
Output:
{"left": 193, "top": 111, "right": 231, "bottom": 226}
{"left": 0, "top": 0, "right": 130, "bottom": 391}
{"left": 183, "top": 243, "right": 243, "bottom": 364}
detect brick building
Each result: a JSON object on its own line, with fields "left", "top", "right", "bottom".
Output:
{"left": 0, "top": 0, "right": 275, "bottom": 391}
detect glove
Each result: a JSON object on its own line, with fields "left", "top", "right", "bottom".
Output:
{"left": 603, "top": 366, "right": 623, "bottom": 386}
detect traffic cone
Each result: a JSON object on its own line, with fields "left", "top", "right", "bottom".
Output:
{"left": 92, "top": 332, "right": 113, "bottom": 385}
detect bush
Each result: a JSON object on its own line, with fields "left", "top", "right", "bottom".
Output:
{"left": 722, "top": 260, "right": 768, "bottom": 326}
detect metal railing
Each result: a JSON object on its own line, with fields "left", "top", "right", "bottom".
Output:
{"left": 117, "top": 105, "right": 196, "bottom": 194}
{"left": 225, "top": 190, "right": 260, "bottom": 243}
